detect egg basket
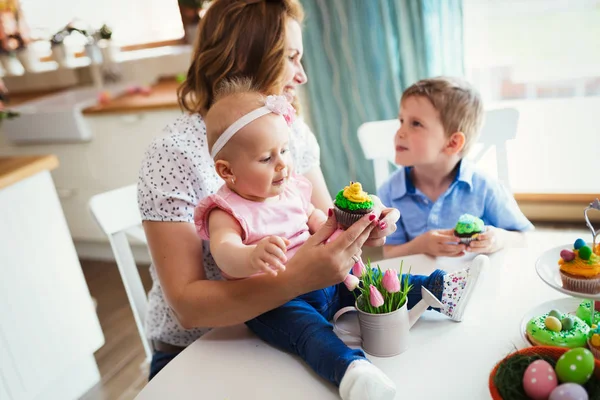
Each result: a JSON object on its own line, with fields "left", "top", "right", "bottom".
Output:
{"left": 489, "top": 346, "right": 600, "bottom": 400}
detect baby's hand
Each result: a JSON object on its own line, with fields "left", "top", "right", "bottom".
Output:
{"left": 417, "top": 229, "right": 466, "bottom": 257}
{"left": 251, "top": 236, "right": 290, "bottom": 276}
{"left": 466, "top": 226, "right": 500, "bottom": 254}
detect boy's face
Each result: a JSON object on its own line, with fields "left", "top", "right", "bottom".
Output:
{"left": 394, "top": 95, "right": 449, "bottom": 167}
{"left": 228, "top": 114, "right": 293, "bottom": 201}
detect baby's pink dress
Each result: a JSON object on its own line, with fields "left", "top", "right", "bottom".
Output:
{"left": 194, "top": 175, "right": 313, "bottom": 276}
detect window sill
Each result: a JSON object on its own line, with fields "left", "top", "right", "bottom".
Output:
{"left": 1, "top": 44, "right": 192, "bottom": 78}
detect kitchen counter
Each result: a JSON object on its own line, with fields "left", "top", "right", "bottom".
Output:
{"left": 0, "top": 154, "right": 59, "bottom": 190}
{"left": 82, "top": 77, "right": 180, "bottom": 114}
{"left": 0, "top": 153, "right": 104, "bottom": 400}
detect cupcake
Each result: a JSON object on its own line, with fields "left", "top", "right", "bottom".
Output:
{"left": 333, "top": 182, "right": 373, "bottom": 229}
{"left": 559, "top": 238, "right": 600, "bottom": 294}
{"left": 588, "top": 325, "right": 600, "bottom": 359}
{"left": 453, "top": 214, "right": 485, "bottom": 244}
{"left": 576, "top": 300, "right": 600, "bottom": 326}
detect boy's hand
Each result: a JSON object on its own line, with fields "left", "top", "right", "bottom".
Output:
{"left": 466, "top": 226, "right": 501, "bottom": 254}
{"left": 416, "top": 229, "right": 466, "bottom": 257}
{"left": 250, "top": 236, "right": 290, "bottom": 276}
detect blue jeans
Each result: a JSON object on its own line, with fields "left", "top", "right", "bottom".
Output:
{"left": 149, "top": 350, "right": 180, "bottom": 381}
{"left": 245, "top": 270, "right": 445, "bottom": 387}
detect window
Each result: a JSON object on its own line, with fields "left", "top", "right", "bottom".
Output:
{"left": 464, "top": 0, "right": 600, "bottom": 102}
{"left": 21, "top": 0, "right": 184, "bottom": 47}
{"left": 463, "top": 0, "right": 600, "bottom": 195}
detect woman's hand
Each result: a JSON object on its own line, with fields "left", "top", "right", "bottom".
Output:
{"left": 284, "top": 209, "right": 378, "bottom": 294}
{"left": 363, "top": 195, "right": 400, "bottom": 247}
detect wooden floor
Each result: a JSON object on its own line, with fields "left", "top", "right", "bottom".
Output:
{"left": 80, "top": 260, "right": 152, "bottom": 400}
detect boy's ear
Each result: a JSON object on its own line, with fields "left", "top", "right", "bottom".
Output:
{"left": 444, "top": 132, "right": 466, "bottom": 155}
{"left": 215, "top": 160, "right": 234, "bottom": 182}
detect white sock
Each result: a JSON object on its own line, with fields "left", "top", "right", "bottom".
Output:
{"left": 339, "top": 360, "right": 396, "bottom": 400}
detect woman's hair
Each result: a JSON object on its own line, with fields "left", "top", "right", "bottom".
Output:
{"left": 178, "top": 0, "right": 304, "bottom": 114}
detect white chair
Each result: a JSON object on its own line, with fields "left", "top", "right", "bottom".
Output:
{"left": 357, "top": 108, "right": 519, "bottom": 190}
{"left": 89, "top": 184, "right": 153, "bottom": 362}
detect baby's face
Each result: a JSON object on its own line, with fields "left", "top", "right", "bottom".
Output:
{"left": 395, "top": 96, "right": 448, "bottom": 167}
{"left": 228, "top": 114, "right": 292, "bottom": 201}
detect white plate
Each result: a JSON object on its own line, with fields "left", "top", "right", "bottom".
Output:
{"left": 519, "top": 297, "right": 584, "bottom": 347}
{"left": 535, "top": 243, "right": 600, "bottom": 300}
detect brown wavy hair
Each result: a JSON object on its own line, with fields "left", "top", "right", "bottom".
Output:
{"left": 178, "top": 0, "right": 304, "bottom": 115}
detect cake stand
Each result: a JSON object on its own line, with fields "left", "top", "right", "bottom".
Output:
{"left": 529, "top": 198, "right": 600, "bottom": 345}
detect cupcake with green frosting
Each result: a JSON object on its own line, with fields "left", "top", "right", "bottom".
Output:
{"left": 454, "top": 214, "right": 485, "bottom": 244}
{"left": 333, "top": 182, "right": 373, "bottom": 229}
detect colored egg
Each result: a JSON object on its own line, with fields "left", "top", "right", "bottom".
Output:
{"left": 555, "top": 348, "right": 595, "bottom": 384}
{"left": 561, "top": 317, "right": 574, "bottom": 331}
{"left": 561, "top": 250, "right": 576, "bottom": 262}
{"left": 549, "top": 309, "right": 563, "bottom": 319}
{"left": 592, "top": 334, "right": 600, "bottom": 347}
{"left": 574, "top": 238, "right": 586, "bottom": 249}
{"left": 523, "top": 360, "right": 558, "bottom": 399}
{"left": 549, "top": 383, "right": 589, "bottom": 400}
{"left": 579, "top": 246, "right": 592, "bottom": 261}
{"left": 546, "top": 316, "right": 563, "bottom": 332}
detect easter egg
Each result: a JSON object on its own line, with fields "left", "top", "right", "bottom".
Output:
{"left": 555, "top": 348, "right": 595, "bottom": 384}
{"left": 579, "top": 246, "right": 592, "bottom": 261}
{"left": 545, "top": 316, "right": 563, "bottom": 332}
{"left": 574, "top": 239, "right": 586, "bottom": 250}
{"left": 561, "top": 317, "right": 574, "bottom": 331}
{"left": 560, "top": 250, "right": 576, "bottom": 262}
{"left": 523, "top": 360, "right": 558, "bottom": 399}
{"left": 549, "top": 383, "right": 589, "bottom": 400}
{"left": 549, "top": 309, "right": 563, "bottom": 319}
{"left": 591, "top": 334, "right": 600, "bottom": 347}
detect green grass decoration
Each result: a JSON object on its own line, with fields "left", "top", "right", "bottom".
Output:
{"left": 493, "top": 350, "right": 600, "bottom": 399}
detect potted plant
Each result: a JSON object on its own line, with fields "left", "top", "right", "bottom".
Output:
{"left": 334, "top": 259, "right": 443, "bottom": 357}
{"left": 178, "top": 0, "right": 210, "bottom": 43}
{"left": 94, "top": 24, "right": 119, "bottom": 64}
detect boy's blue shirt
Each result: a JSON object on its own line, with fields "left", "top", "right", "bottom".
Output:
{"left": 377, "top": 160, "right": 534, "bottom": 245}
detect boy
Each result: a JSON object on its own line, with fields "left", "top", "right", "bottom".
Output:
{"left": 378, "top": 77, "right": 533, "bottom": 258}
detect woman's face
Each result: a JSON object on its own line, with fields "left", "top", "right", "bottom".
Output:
{"left": 282, "top": 18, "right": 307, "bottom": 99}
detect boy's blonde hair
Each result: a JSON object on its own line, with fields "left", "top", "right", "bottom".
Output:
{"left": 401, "top": 77, "right": 484, "bottom": 155}
{"left": 205, "top": 78, "right": 265, "bottom": 158}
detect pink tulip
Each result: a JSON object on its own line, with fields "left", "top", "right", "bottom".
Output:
{"left": 369, "top": 285, "right": 384, "bottom": 308}
{"left": 352, "top": 258, "right": 366, "bottom": 277}
{"left": 382, "top": 269, "right": 400, "bottom": 293}
{"left": 343, "top": 274, "right": 360, "bottom": 291}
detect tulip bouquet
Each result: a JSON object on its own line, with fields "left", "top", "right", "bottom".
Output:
{"left": 344, "top": 259, "right": 413, "bottom": 314}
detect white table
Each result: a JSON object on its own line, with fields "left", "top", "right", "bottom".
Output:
{"left": 136, "top": 229, "right": 590, "bottom": 400}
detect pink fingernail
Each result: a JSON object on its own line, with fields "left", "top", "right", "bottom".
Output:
{"left": 369, "top": 214, "right": 376, "bottom": 221}
{"left": 379, "top": 222, "right": 387, "bottom": 230}
{"left": 328, "top": 208, "right": 333, "bottom": 217}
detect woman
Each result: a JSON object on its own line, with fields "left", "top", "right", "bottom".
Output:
{"left": 138, "top": 0, "right": 399, "bottom": 380}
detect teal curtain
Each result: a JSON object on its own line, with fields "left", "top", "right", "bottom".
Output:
{"left": 301, "top": 0, "right": 464, "bottom": 195}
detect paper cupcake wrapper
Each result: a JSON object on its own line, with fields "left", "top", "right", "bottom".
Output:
{"left": 588, "top": 338, "right": 600, "bottom": 359}
{"left": 333, "top": 205, "right": 370, "bottom": 229}
{"left": 560, "top": 271, "right": 600, "bottom": 294}
{"left": 456, "top": 229, "right": 486, "bottom": 245}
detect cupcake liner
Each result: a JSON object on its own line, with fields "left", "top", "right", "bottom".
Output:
{"left": 560, "top": 271, "right": 600, "bottom": 294}
{"left": 456, "top": 228, "right": 486, "bottom": 245}
{"left": 588, "top": 338, "right": 600, "bottom": 359}
{"left": 333, "top": 205, "right": 370, "bottom": 229}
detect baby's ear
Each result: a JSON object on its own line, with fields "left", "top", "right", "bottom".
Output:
{"left": 445, "top": 132, "right": 466, "bottom": 155}
{"left": 215, "top": 160, "right": 233, "bottom": 182}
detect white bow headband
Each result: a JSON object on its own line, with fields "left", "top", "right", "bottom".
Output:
{"left": 210, "top": 95, "right": 296, "bottom": 159}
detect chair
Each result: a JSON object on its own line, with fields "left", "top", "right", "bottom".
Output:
{"left": 89, "top": 184, "right": 153, "bottom": 362}
{"left": 357, "top": 108, "right": 519, "bottom": 190}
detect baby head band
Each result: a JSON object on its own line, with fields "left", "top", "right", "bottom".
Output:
{"left": 210, "top": 94, "right": 296, "bottom": 159}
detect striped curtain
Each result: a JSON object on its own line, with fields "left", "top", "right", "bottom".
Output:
{"left": 301, "top": 0, "right": 464, "bottom": 195}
